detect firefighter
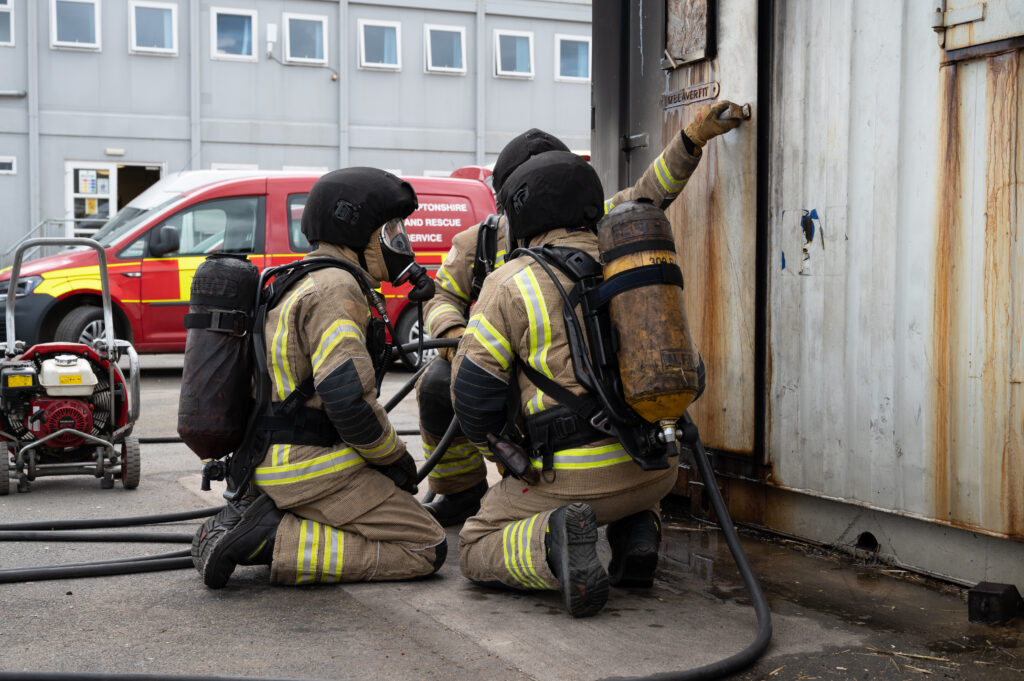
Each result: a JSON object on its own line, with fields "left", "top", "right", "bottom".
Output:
{"left": 417, "top": 102, "right": 742, "bottom": 527}
{"left": 192, "top": 168, "right": 446, "bottom": 588}
{"left": 453, "top": 150, "right": 660, "bottom": 617}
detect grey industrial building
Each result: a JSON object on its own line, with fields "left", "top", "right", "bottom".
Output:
{"left": 0, "top": 0, "right": 592, "bottom": 257}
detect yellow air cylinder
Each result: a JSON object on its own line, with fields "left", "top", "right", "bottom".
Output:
{"left": 597, "top": 201, "right": 702, "bottom": 442}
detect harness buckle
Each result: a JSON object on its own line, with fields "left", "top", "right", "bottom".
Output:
{"left": 589, "top": 411, "right": 614, "bottom": 435}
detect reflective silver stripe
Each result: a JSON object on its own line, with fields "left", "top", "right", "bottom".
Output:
{"left": 271, "top": 278, "right": 315, "bottom": 400}
{"left": 354, "top": 425, "right": 397, "bottom": 460}
{"left": 254, "top": 447, "right": 363, "bottom": 486}
{"left": 312, "top": 319, "right": 365, "bottom": 374}
{"left": 297, "top": 519, "right": 318, "bottom": 585}
{"left": 513, "top": 268, "right": 552, "bottom": 378}
{"left": 323, "top": 526, "right": 343, "bottom": 583}
{"left": 529, "top": 443, "right": 633, "bottom": 470}
{"left": 436, "top": 266, "right": 469, "bottom": 301}
{"left": 465, "top": 314, "right": 513, "bottom": 370}
{"left": 425, "top": 303, "right": 462, "bottom": 336}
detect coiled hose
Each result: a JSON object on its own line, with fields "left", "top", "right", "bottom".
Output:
{"left": 0, "top": 340, "right": 771, "bottom": 680}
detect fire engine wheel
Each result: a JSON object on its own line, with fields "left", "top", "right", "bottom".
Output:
{"left": 54, "top": 305, "right": 107, "bottom": 346}
{"left": 121, "top": 436, "right": 141, "bottom": 490}
{"left": 395, "top": 309, "right": 439, "bottom": 371}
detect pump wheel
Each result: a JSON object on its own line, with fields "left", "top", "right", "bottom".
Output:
{"left": 395, "top": 309, "right": 439, "bottom": 370}
{"left": 121, "top": 436, "right": 141, "bottom": 490}
{"left": 54, "top": 305, "right": 107, "bottom": 346}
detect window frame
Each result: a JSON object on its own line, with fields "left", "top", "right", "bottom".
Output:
{"left": 210, "top": 6, "right": 258, "bottom": 63}
{"left": 424, "top": 23, "right": 466, "bottom": 75}
{"left": 50, "top": 0, "right": 101, "bottom": 51}
{"left": 0, "top": 156, "right": 16, "bottom": 175}
{"left": 129, "top": 0, "right": 178, "bottom": 56}
{"left": 554, "top": 33, "right": 591, "bottom": 83}
{"left": 493, "top": 29, "right": 534, "bottom": 79}
{"left": 283, "top": 12, "right": 327, "bottom": 66}
{"left": 0, "top": 0, "right": 14, "bottom": 48}
{"left": 357, "top": 18, "right": 401, "bottom": 71}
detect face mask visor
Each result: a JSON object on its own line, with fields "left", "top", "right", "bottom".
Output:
{"left": 379, "top": 218, "right": 417, "bottom": 284}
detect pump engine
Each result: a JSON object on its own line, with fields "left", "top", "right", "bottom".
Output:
{"left": 0, "top": 353, "right": 117, "bottom": 453}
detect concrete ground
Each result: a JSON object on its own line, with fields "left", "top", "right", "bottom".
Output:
{"left": 1, "top": 355, "right": 1022, "bottom": 680}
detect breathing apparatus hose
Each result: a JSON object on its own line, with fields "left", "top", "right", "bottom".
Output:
{"left": 597, "top": 413, "right": 772, "bottom": 681}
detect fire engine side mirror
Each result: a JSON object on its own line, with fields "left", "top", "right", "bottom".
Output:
{"left": 149, "top": 225, "right": 180, "bottom": 257}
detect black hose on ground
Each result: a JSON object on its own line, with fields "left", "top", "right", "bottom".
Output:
{"left": 0, "top": 531, "right": 193, "bottom": 543}
{"left": 0, "top": 551, "right": 193, "bottom": 584}
{"left": 596, "top": 414, "right": 772, "bottom": 681}
{"left": 0, "top": 507, "right": 221, "bottom": 531}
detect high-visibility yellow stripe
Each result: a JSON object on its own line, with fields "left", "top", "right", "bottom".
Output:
{"left": 529, "top": 443, "right": 633, "bottom": 470}
{"left": 312, "top": 319, "right": 365, "bottom": 374}
{"left": 503, "top": 522, "right": 537, "bottom": 588}
{"left": 465, "top": 314, "right": 512, "bottom": 370}
{"left": 436, "top": 266, "right": 468, "bottom": 301}
{"left": 522, "top": 514, "right": 551, "bottom": 588}
{"left": 513, "top": 267, "right": 552, "bottom": 378}
{"left": 425, "top": 302, "right": 462, "bottom": 336}
{"left": 654, "top": 155, "right": 685, "bottom": 194}
{"left": 297, "top": 519, "right": 311, "bottom": 585}
{"left": 604, "top": 200, "right": 615, "bottom": 215}
{"left": 355, "top": 425, "right": 397, "bottom": 460}
{"left": 254, "top": 447, "right": 363, "bottom": 486}
{"left": 270, "top": 278, "right": 315, "bottom": 400}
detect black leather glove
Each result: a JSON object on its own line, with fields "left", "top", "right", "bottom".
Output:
{"left": 372, "top": 451, "right": 418, "bottom": 495}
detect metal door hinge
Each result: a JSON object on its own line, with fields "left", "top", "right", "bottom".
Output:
{"left": 932, "top": 1, "right": 986, "bottom": 46}
{"left": 621, "top": 133, "right": 649, "bottom": 152}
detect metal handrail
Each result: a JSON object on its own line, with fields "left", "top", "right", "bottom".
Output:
{"left": 2, "top": 218, "right": 109, "bottom": 268}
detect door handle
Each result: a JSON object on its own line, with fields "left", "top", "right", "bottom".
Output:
{"left": 121, "top": 272, "right": 142, "bottom": 278}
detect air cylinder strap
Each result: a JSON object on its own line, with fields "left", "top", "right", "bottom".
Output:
{"left": 598, "top": 238, "right": 677, "bottom": 263}
{"left": 596, "top": 263, "right": 683, "bottom": 307}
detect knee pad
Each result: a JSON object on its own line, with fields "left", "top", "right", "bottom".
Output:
{"left": 419, "top": 359, "right": 456, "bottom": 435}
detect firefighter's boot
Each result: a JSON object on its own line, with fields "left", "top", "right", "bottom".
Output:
{"left": 424, "top": 479, "right": 488, "bottom": 527}
{"left": 192, "top": 492, "right": 283, "bottom": 589}
{"left": 545, "top": 503, "right": 609, "bottom": 617}
{"left": 607, "top": 510, "right": 661, "bottom": 588}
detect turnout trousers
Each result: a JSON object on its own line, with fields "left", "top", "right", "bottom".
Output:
{"left": 458, "top": 458, "right": 678, "bottom": 590}
{"left": 265, "top": 466, "right": 446, "bottom": 585}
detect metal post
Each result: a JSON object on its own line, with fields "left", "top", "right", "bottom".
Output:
{"left": 338, "top": 0, "right": 350, "bottom": 168}
{"left": 27, "top": 1, "right": 40, "bottom": 230}
{"left": 190, "top": 0, "right": 201, "bottom": 169}
{"left": 476, "top": 0, "right": 486, "bottom": 165}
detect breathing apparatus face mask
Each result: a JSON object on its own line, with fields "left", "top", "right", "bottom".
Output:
{"left": 374, "top": 218, "right": 435, "bottom": 302}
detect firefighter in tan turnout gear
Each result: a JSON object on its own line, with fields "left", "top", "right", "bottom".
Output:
{"left": 192, "top": 168, "right": 446, "bottom": 588}
{"left": 419, "top": 102, "right": 742, "bottom": 527}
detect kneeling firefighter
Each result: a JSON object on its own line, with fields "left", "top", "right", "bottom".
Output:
{"left": 190, "top": 167, "right": 446, "bottom": 588}
{"left": 450, "top": 150, "right": 704, "bottom": 617}
{"left": 419, "top": 103, "right": 741, "bottom": 526}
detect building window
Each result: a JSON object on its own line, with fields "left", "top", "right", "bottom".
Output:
{"left": 50, "top": 0, "right": 101, "bottom": 50}
{"left": 494, "top": 30, "right": 533, "bottom": 79}
{"left": 358, "top": 19, "right": 400, "bottom": 70}
{"left": 425, "top": 24, "right": 465, "bottom": 74}
{"left": 130, "top": 1, "right": 177, "bottom": 55}
{"left": 0, "top": 156, "right": 15, "bottom": 175}
{"left": 0, "top": 0, "right": 13, "bottom": 47}
{"left": 211, "top": 7, "right": 257, "bottom": 62}
{"left": 555, "top": 34, "right": 590, "bottom": 82}
{"left": 283, "top": 13, "right": 326, "bottom": 65}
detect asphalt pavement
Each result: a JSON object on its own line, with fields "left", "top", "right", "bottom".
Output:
{"left": 1, "top": 355, "right": 1022, "bottom": 681}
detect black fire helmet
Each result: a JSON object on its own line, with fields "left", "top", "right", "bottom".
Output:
{"left": 300, "top": 167, "right": 419, "bottom": 251}
{"left": 496, "top": 150, "right": 604, "bottom": 242}
{"left": 491, "top": 128, "right": 570, "bottom": 193}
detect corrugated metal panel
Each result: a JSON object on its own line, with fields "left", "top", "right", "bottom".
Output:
{"left": 766, "top": 0, "right": 1024, "bottom": 540}
{"left": 661, "top": 0, "right": 759, "bottom": 455}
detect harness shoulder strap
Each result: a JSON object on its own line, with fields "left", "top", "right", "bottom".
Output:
{"left": 471, "top": 214, "right": 502, "bottom": 301}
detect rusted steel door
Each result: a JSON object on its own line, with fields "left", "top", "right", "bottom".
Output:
{"left": 932, "top": 45, "right": 1024, "bottom": 537}
{"left": 661, "top": 0, "right": 760, "bottom": 457}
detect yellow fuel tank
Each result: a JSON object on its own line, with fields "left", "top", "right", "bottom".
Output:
{"left": 598, "top": 202, "right": 702, "bottom": 437}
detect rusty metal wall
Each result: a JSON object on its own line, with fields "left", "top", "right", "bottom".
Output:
{"left": 766, "top": 0, "right": 1024, "bottom": 540}
{"left": 663, "top": 0, "right": 759, "bottom": 456}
